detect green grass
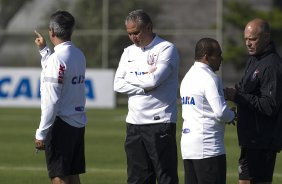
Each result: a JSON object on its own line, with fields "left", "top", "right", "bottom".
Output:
{"left": 0, "top": 107, "right": 281, "bottom": 184}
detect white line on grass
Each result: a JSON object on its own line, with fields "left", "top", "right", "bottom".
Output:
{"left": 0, "top": 166, "right": 125, "bottom": 173}
{"left": 0, "top": 166, "right": 281, "bottom": 178}
{"left": 0, "top": 114, "right": 125, "bottom": 122}
{"left": 0, "top": 115, "right": 38, "bottom": 121}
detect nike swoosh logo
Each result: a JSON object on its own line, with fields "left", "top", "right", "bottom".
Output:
{"left": 128, "top": 60, "right": 134, "bottom": 62}
{"left": 160, "top": 134, "right": 168, "bottom": 138}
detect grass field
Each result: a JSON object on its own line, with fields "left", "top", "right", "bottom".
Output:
{"left": 0, "top": 107, "right": 281, "bottom": 184}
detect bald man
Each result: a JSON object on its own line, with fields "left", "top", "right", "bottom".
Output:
{"left": 225, "top": 19, "right": 282, "bottom": 184}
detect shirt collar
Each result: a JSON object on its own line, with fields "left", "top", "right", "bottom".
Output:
{"left": 142, "top": 34, "right": 158, "bottom": 51}
{"left": 54, "top": 41, "right": 72, "bottom": 52}
{"left": 194, "top": 61, "right": 213, "bottom": 71}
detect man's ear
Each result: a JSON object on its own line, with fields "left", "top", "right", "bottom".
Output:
{"left": 146, "top": 23, "right": 153, "bottom": 31}
{"left": 50, "top": 28, "right": 56, "bottom": 37}
{"left": 203, "top": 54, "right": 208, "bottom": 62}
{"left": 202, "top": 54, "right": 211, "bottom": 67}
{"left": 264, "top": 32, "right": 271, "bottom": 44}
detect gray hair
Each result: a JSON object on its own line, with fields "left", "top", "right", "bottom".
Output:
{"left": 125, "top": 9, "right": 153, "bottom": 29}
{"left": 49, "top": 10, "right": 75, "bottom": 40}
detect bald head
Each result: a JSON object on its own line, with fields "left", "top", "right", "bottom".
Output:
{"left": 244, "top": 19, "right": 271, "bottom": 55}
{"left": 245, "top": 19, "right": 270, "bottom": 35}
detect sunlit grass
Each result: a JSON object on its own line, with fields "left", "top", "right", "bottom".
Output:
{"left": 0, "top": 107, "right": 281, "bottom": 184}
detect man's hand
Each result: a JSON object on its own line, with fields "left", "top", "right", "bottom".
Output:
{"left": 34, "top": 30, "right": 46, "bottom": 50}
{"left": 227, "top": 107, "right": 238, "bottom": 126}
{"left": 224, "top": 87, "right": 237, "bottom": 101}
{"left": 35, "top": 139, "right": 45, "bottom": 151}
{"left": 148, "top": 66, "right": 157, "bottom": 73}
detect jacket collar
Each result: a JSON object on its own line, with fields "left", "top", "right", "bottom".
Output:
{"left": 253, "top": 42, "right": 276, "bottom": 60}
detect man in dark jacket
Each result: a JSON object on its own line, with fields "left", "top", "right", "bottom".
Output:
{"left": 225, "top": 19, "right": 282, "bottom": 184}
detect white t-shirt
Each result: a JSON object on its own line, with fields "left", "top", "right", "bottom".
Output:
{"left": 35, "top": 41, "right": 87, "bottom": 140}
{"left": 114, "top": 35, "right": 179, "bottom": 124}
{"left": 180, "top": 62, "right": 234, "bottom": 159}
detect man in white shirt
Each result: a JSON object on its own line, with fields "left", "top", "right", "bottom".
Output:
{"left": 180, "top": 38, "right": 235, "bottom": 184}
{"left": 114, "top": 9, "right": 179, "bottom": 184}
{"left": 34, "top": 10, "right": 87, "bottom": 184}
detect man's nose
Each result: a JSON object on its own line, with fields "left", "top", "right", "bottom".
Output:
{"left": 246, "top": 40, "right": 251, "bottom": 46}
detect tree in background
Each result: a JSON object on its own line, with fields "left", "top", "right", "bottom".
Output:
{"left": 0, "top": 0, "right": 32, "bottom": 49}
{"left": 55, "top": 0, "right": 162, "bottom": 68}
{"left": 223, "top": 0, "right": 282, "bottom": 70}
{"left": 0, "top": 0, "right": 162, "bottom": 67}
{"left": 0, "top": 0, "right": 32, "bottom": 28}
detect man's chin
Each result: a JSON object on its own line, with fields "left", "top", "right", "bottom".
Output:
{"left": 248, "top": 50, "right": 256, "bottom": 55}
{"left": 134, "top": 42, "right": 141, "bottom": 47}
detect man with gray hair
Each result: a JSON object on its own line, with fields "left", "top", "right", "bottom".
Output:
{"left": 114, "top": 9, "right": 179, "bottom": 184}
{"left": 34, "top": 10, "right": 87, "bottom": 184}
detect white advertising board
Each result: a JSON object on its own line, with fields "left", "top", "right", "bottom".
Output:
{"left": 0, "top": 68, "right": 116, "bottom": 108}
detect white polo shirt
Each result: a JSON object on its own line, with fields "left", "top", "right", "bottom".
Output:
{"left": 114, "top": 35, "right": 179, "bottom": 124}
{"left": 180, "top": 62, "right": 234, "bottom": 159}
{"left": 35, "top": 41, "right": 87, "bottom": 140}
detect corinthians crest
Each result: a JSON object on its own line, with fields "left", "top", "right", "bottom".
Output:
{"left": 147, "top": 52, "right": 158, "bottom": 65}
{"left": 147, "top": 51, "right": 159, "bottom": 73}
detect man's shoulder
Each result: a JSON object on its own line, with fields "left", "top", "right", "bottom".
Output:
{"left": 155, "top": 36, "right": 175, "bottom": 47}
{"left": 124, "top": 43, "right": 137, "bottom": 51}
{"left": 186, "top": 64, "right": 219, "bottom": 83}
{"left": 259, "top": 52, "right": 282, "bottom": 70}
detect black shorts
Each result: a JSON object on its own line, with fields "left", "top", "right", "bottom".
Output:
{"left": 125, "top": 123, "right": 178, "bottom": 184}
{"left": 183, "top": 154, "right": 226, "bottom": 184}
{"left": 45, "top": 117, "right": 85, "bottom": 178}
{"left": 238, "top": 147, "right": 277, "bottom": 182}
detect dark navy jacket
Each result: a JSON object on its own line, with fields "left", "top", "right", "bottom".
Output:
{"left": 234, "top": 43, "right": 282, "bottom": 152}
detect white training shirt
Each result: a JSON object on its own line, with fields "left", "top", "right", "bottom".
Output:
{"left": 35, "top": 41, "right": 87, "bottom": 140}
{"left": 180, "top": 62, "right": 234, "bottom": 159}
{"left": 114, "top": 35, "right": 179, "bottom": 124}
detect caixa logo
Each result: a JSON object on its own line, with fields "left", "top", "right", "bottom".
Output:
{"left": 181, "top": 96, "right": 195, "bottom": 105}
{"left": 0, "top": 77, "right": 95, "bottom": 99}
